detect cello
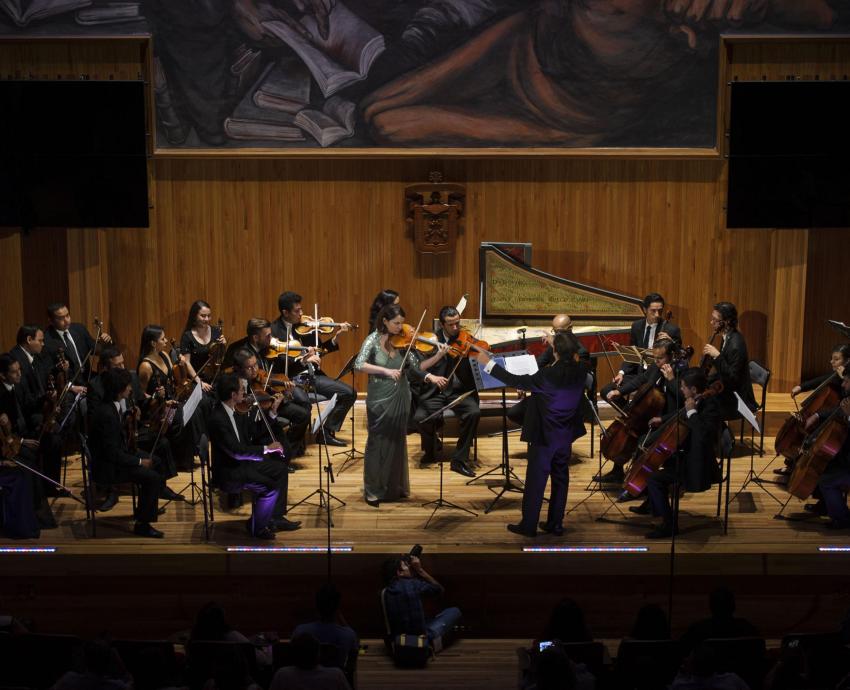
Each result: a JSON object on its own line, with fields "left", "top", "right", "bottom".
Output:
{"left": 774, "top": 373, "right": 841, "bottom": 460}
{"left": 601, "top": 380, "right": 666, "bottom": 463}
{"left": 787, "top": 403, "right": 849, "bottom": 499}
{"left": 622, "top": 381, "right": 723, "bottom": 498}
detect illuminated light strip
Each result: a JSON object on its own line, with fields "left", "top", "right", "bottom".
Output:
{"left": 226, "top": 546, "right": 353, "bottom": 553}
{"left": 818, "top": 546, "right": 850, "bottom": 553}
{"left": 522, "top": 546, "right": 649, "bottom": 553}
{"left": 0, "top": 546, "right": 57, "bottom": 553}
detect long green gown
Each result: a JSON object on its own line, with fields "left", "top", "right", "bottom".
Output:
{"left": 354, "top": 331, "right": 426, "bottom": 503}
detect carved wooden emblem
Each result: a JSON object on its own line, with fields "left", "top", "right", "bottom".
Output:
{"left": 405, "top": 172, "right": 465, "bottom": 255}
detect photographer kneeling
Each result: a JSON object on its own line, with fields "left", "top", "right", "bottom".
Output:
{"left": 381, "top": 551, "right": 462, "bottom": 655}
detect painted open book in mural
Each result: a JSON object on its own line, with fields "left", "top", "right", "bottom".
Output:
{"left": 2, "top": 0, "right": 847, "bottom": 149}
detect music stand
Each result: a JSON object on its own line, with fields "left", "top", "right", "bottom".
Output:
{"left": 420, "top": 391, "right": 479, "bottom": 528}
{"left": 827, "top": 319, "right": 850, "bottom": 339}
{"left": 466, "top": 352, "right": 528, "bottom": 513}
{"left": 333, "top": 354, "right": 364, "bottom": 474}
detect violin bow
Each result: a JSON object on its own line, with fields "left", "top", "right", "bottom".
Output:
{"left": 396, "top": 310, "right": 427, "bottom": 384}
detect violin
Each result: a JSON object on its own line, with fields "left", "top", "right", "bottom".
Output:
{"left": 124, "top": 403, "right": 140, "bottom": 453}
{"left": 622, "top": 381, "right": 724, "bottom": 498}
{"left": 787, "top": 402, "right": 849, "bottom": 499}
{"left": 235, "top": 381, "right": 276, "bottom": 414}
{"left": 388, "top": 324, "right": 440, "bottom": 354}
{"left": 446, "top": 330, "right": 491, "bottom": 358}
{"left": 700, "top": 326, "right": 722, "bottom": 373}
{"left": 198, "top": 319, "right": 227, "bottom": 385}
{"left": 170, "top": 339, "right": 195, "bottom": 402}
{"left": 0, "top": 414, "right": 22, "bottom": 460}
{"left": 294, "top": 317, "right": 359, "bottom": 336}
{"left": 266, "top": 337, "right": 327, "bottom": 360}
{"left": 775, "top": 373, "right": 841, "bottom": 460}
{"left": 38, "top": 375, "right": 61, "bottom": 439}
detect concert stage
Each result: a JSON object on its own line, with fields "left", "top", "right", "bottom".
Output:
{"left": 3, "top": 394, "right": 849, "bottom": 642}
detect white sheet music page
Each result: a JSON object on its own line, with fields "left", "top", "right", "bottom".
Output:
{"left": 504, "top": 354, "right": 539, "bottom": 377}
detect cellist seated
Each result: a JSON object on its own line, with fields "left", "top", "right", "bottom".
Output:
{"left": 644, "top": 369, "right": 722, "bottom": 539}
{"left": 812, "top": 369, "right": 850, "bottom": 530}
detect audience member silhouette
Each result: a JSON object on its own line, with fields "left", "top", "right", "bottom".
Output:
{"left": 535, "top": 646, "right": 578, "bottom": 690}
{"left": 190, "top": 602, "right": 270, "bottom": 667}
{"left": 51, "top": 638, "right": 132, "bottom": 690}
{"left": 269, "top": 632, "right": 350, "bottom": 690}
{"left": 670, "top": 644, "right": 749, "bottom": 690}
{"left": 679, "top": 587, "right": 759, "bottom": 654}
{"left": 629, "top": 603, "right": 671, "bottom": 640}
{"left": 292, "top": 583, "right": 358, "bottom": 670}
{"left": 540, "top": 598, "right": 592, "bottom": 644}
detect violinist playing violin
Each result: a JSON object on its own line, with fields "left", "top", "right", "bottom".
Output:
{"left": 180, "top": 300, "right": 227, "bottom": 381}
{"left": 643, "top": 368, "right": 722, "bottom": 539}
{"left": 43, "top": 301, "right": 112, "bottom": 384}
{"left": 271, "top": 291, "right": 356, "bottom": 448}
{"left": 413, "top": 306, "right": 481, "bottom": 478}
{"left": 806, "top": 368, "right": 850, "bottom": 530}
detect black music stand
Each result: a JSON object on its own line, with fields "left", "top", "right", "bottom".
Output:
{"left": 420, "top": 392, "right": 479, "bottom": 528}
{"left": 289, "top": 368, "right": 345, "bottom": 526}
{"left": 333, "top": 354, "right": 364, "bottom": 474}
{"left": 467, "top": 352, "right": 528, "bottom": 513}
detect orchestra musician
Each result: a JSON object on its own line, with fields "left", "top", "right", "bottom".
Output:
{"left": 809, "top": 368, "right": 850, "bottom": 530}
{"left": 271, "top": 291, "right": 356, "bottom": 448}
{"left": 0, "top": 354, "right": 58, "bottom": 530}
{"left": 473, "top": 333, "right": 588, "bottom": 537}
{"left": 701, "top": 302, "right": 757, "bottom": 421}
{"left": 792, "top": 344, "right": 849, "bottom": 399}
{"left": 643, "top": 368, "right": 722, "bottom": 539}
{"left": 414, "top": 306, "right": 481, "bottom": 478}
{"left": 43, "top": 301, "right": 111, "bottom": 384}
{"left": 88, "top": 368, "right": 165, "bottom": 538}
{"left": 208, "top": 374, "right": 301, "bottom": 539}
{"left": 8, "top": 326, "right": 64, "bottom": 491}
{"left": 600, "top": 293, "right": 681, "bottom": 400}
{"left": 354, "top": 304, "right": 448, "bottom": 507}
{"left": 238, "top": 317, "right": 311, "bottom": 457}
{"left": 180, "top": 300, "right": 227, "bottom": 378}
{"left": 367, "top": 289, "right": 400, "bottom": 332}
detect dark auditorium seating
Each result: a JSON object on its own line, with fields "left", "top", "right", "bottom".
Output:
{"left": 615, "top": 639, "right": 684, "bottom": 690}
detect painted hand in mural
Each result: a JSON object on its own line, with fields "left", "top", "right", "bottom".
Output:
{"left": 292, "top": 0, "right": 336, "bottom": 40}
{"left": 662, "top": 0, "right": 769, "bottom": 26}
{"left": 233, "top": 0, "right": 336, "bottom": 43}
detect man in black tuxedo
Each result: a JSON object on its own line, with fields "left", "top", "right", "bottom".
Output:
{"left": 644, "top": 368, "right": 722, "bottom": 539}
{"left": 43, "top": 302, "right": 111, "bottom": 386}
{"left": 474, "top": 333, "right": 588, "bottom": 537}
{"left": 414, "top": 306, "right": 481, "bottom": 478}
{"left": 601, "top": 293, "right": 681, "bottom": 397}
{"left": 88, "top": 368, "right": 165, "bottom": 538}
{"left": 701, "top": 302, "right": 757, "bottom": 421}
{"left": 271, "top": 291, "right": 356, "bottom": 447}
{"left": 208, "top": 374, "right": 301, "bottom": 539}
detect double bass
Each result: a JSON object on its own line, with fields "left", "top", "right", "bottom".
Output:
{"left": 787, "top": 403, "right": 849, "bottom": 499}
{"left": 774, "top": 374, "right": 841, "bottom": 460}
{"left": 622, "top": 381, "right": 723, "bottom": 498}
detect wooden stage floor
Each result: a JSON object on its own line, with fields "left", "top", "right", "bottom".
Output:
{"left": 4, "top": 392, "right": 848, "bottom": 556}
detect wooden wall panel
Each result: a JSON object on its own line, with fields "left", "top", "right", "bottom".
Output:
{"left": 20, "top": 228, "right": 68, "bottom": 326}
{"left": 0, "top": 229, "right": 24, "bottom": 348}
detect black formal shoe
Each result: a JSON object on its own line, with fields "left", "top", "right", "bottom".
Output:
{"left": 827, "top": 518, "right": 850, "bottom": 530}
{"left": 159, "top": 487, "right": 185, "bottom": 501}
{"left": 365, "top": 498, "right": 380, "bottom": 508}
{"left": 316, "top": 433, "right": 347, "bottom": 447}
{"left": 646, "top": 524, "right": 677, "bottom": 539}
{"left": 157, "top": 506, "right": 167, "bottom": 516}
{"left": 773, "top": 467, "right": 791, "bottom": 476}
{"left": 450, "top": 462, "right": 475, "bottom": 478}
{"left": 804, "top": 500, "right": 826, "bottom": 515}
{"left": 271, "top": 517, "right": 302, "bottom": 532}
{"left": 538, "top": 522, "right": 564, "bottom": 536}
{"left": 133, "top": 522, "right": 164, "bottom": 538}
{"left": 98, "top": 491, "right": 118, "bottom": 512}
{"left": 593, "top": 466, "right": 625, "bottom": 483}
{"left": 507, "top": 523, "right": 537, "bottom": 538}
{"left": 420, "top": 454, "right": 436, "bottom": 466}
{"left": 253, "top": 527, "right": 276, "bottom": 540}
{"left": 629, "top": 499, "right": 651, "bottom": 515}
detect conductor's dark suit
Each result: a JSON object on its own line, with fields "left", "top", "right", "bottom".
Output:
{"left": 487, "top": 359, "right": 587, "bottom": 533}
{"left": 207, "top": 402, "right": 287, "bottom": 534}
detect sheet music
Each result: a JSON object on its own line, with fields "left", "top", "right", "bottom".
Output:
{"left": 504, "top": 354, "right": 538, "bottom": 377}
{"left": 735, "top": 392, "right": 760, "bottom": 433}
{"left": 182, "top": 382, "right": 203, "bottom": 424}
{"left": 312, "top": 393, "right": 338, "bottom": 435}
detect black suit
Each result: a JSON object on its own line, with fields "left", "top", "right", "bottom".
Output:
{"left": 88, "top": 402, "right": 162, "bottom": 523}
{"left": 413, "top": 329, "right": 480, "bottom": 465}
{"left": 646, "top": 396, "right": 722, "bottom": 528}
{"left": 44, "top": 323, "right": 97, "bottom": 382}
{"left": 618, "top": 364, "right": 682, "bottom": 416}
{"left": 207, "top": 402, "right": 288, "bottom": 532}
{"left": 270, "top": 318, "right": 355, "bottom": 435}
{"left": 8, "top": 346, "right": 49, "bottom": 410}
{"left": 487, "top": 359, "right": 587, "bottom": 532}
{"left": 621, "top": 319, "right": 682, "bottom": 377}
{"left": 708, "top": 330, "right": 757, "bottom": 419}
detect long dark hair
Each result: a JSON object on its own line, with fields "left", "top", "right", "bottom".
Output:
{"left": 137, "top": 324, "right": 165, "bottom": 368}
{"left": 184, "top": 300, "right": 211, "bottom": 333}
{"left": 369, "top": 289, "right": 399, "bottom": 331}
{"left": 376, "top": 304, "right": 405, "bottom": 334}
{"left": 190, "top": 601, "right": 232, "bottom": 641}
